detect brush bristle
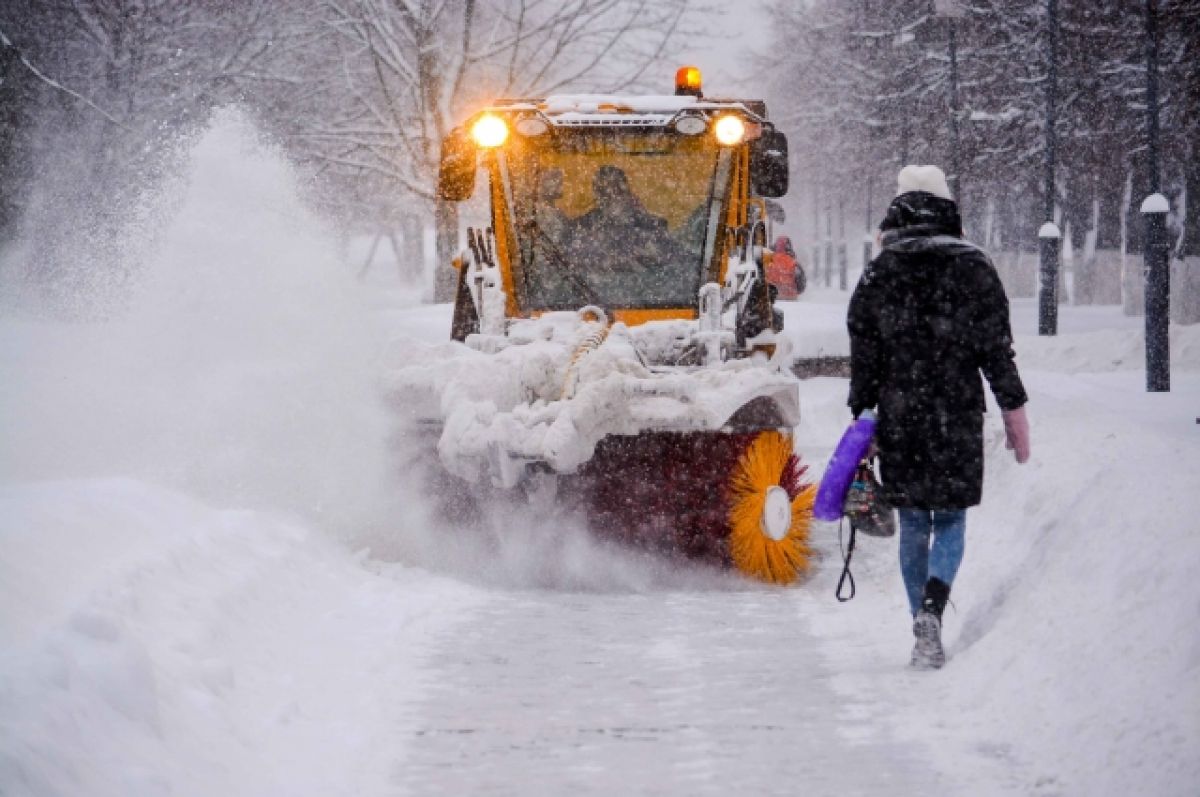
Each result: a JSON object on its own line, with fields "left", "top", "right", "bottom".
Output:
{"left": 727, "top": 431, "right": 814, "bottom": 585}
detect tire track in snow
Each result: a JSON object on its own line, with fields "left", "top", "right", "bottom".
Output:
{"left": 396, "top": 588, "right": 942, "bottom": 795}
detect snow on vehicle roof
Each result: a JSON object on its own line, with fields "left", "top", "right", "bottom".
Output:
{"left": 541, "top": 94, "right": 700, "bottom": 114}
{"left": 490, "top": 94, "right": 763, "bottom": 121}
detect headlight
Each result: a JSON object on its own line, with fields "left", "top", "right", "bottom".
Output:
{"left": 674, "top": 115, "right": 707, "bottom": 136}
{"left": 470, "top": 114, "right": 509, "bottom": 148}
{"left": 515, "top": 117, "right": 549, "bottom": 137}
{"left": 713, "top": 115, "right": 746, "bottom": 146}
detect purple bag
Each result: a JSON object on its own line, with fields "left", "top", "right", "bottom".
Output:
{"left": 814, "top": 409, "right": 877, "bottom": 521}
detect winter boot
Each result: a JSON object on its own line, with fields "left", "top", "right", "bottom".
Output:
{"left": 911, "top": 577, "right": 951, "bottom": 670}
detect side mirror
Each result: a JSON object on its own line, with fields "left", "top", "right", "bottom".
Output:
{"left": 438, "top": 127, "right": 476, "bottom": 201}
{"left": 751, "top": 125, "right": 789, "bottom": 198}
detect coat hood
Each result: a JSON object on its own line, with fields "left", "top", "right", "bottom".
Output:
{"left": 879, "top": 190, "right": 962, "bottom": 246}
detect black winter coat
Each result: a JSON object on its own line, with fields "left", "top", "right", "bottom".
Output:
{"left": 848, "top": 193, "right": 1027, "bottom": 509}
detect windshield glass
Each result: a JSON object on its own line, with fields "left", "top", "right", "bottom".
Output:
{"left": 504, "top": 130, "right": 727, "bottom": 311}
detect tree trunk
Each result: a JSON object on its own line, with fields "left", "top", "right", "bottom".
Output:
{"left": 1074, "top": 195, "right": 1098, "bottom": 306}
{"left": 398, "top": 213, "right": 424, "bottom": 281}
{"left": 1183, "top": 144, "right": 1198, "bottom": 259}
{"left": 433, "top": 198, "right": 459, "bottom": 303}
{"left": 1121, "top": 166, "right": 1144, "bottom": 316}
{"left": 1172, "top": 157, "right": 1199, "bottom": 324}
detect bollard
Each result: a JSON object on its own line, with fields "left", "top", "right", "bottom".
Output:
{"left": 838, "top": 244, "right": 848, "bottom": 290}
{"left": 1141, "top": 193, "right": 1170, "bottom": 391}
{"left": 1038, "top": 222, "right": 1061, "bottom": 335}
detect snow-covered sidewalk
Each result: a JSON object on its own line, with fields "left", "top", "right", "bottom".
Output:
{"left": 782, "top": 289, "right": 1200, "bottom": 794}
{"left": 797, "top": 370, "right": 1200, "bottom": 796}
{"left": 399, "top": 588, "right": 944, "bottom": 796}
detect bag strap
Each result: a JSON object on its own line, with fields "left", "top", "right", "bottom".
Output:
{"left": 835, "top": 516, "right": 857, "bottom": 602}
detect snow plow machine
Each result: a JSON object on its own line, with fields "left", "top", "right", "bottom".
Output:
{"left": 390, "top": 68, "right": 814, "bottom": 585}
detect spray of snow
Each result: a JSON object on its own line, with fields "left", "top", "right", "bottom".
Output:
{"left": 0, "top": 110, "right": 394, "bottom": 537}
{"left": 0, "top": 108, "right": 738, "bottom": 594}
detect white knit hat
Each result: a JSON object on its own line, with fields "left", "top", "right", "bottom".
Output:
{"left": 896, "top": 165, "right": 953, "bottom": 201}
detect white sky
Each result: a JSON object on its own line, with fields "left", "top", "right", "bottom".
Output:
{"left": 669, "top": 1, "right": 773, "bottom": 97}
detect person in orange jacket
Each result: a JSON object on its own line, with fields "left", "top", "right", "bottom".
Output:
{"left": 767, "top": 235, "right": 805, "bottom": 299}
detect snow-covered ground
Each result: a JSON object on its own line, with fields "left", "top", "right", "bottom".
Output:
{"left": 0, "top": 480, "right": 482, "bottom": 795}
{"left": 2, "top": 115, "right": 1198, "bottom": 795}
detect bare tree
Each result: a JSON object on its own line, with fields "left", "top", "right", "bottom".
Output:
{"left": 0, "top": 0, "right": 293, "bottom": 311}
{"left": 275, "top": 0, "right": 695, "bottom": 298}
{"left": 763, "top": 0, "right": 1200, "bottom": 288}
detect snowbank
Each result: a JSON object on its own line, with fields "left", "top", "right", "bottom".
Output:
{"left": 0, "top": 478, "right": 478, "bottom": 797}
{"left": 1013, "top": 319, "right": 1200, "bottom": 373}
{"left": 0, "top": 112, "right": 481, "bottom": 796}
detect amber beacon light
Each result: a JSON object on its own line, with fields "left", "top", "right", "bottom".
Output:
{"left": 675, "top": 65, "right": 702, "bottom": 97}
{"left": 470, "top": 113, "right": 509, "bottom": 148}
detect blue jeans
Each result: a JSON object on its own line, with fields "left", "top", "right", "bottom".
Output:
{"left": 898, "top": 509, "right": 967, "bottom": 615}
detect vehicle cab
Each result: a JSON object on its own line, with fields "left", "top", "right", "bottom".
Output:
{"left": 438, "top": 67, "right": 790, "bottom": 347}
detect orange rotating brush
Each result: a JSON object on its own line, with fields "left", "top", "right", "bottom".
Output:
{"left": 727, "top": 431, "right": 814, "bottom": 585}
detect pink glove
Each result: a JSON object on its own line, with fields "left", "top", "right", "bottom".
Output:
{"left": 1002, "top": 406, "right": 1031, "bottom": 464}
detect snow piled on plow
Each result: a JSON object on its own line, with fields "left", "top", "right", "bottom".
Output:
{"left": 384, "top": 312, "right": 798, "bottom": 485}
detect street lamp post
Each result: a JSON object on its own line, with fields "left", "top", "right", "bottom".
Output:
{"left": 1038, "top": 0, "right": 1059, "bottom": 335}
{"left": 1143, "top": 0, "right": 1170, "bottom": 391}
{"left": 1038, "top": 222, "right": 1061, "bottom": 335}
{"left": 1142, "top": 195, "right": 1170, "bottom": 391}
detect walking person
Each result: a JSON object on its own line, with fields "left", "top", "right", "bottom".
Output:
{"left": 846, "top": 165, "right": 1031, "bottom": 669}
{"left": 767, "top": 235, "right": 805, "bottom": 299}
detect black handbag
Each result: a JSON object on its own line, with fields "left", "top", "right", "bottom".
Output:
{"left": 844, "top": 458, "right": 895, "bottom": 538}
{"left": 836, "top": 458, "right": 895, "bottom": 602}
